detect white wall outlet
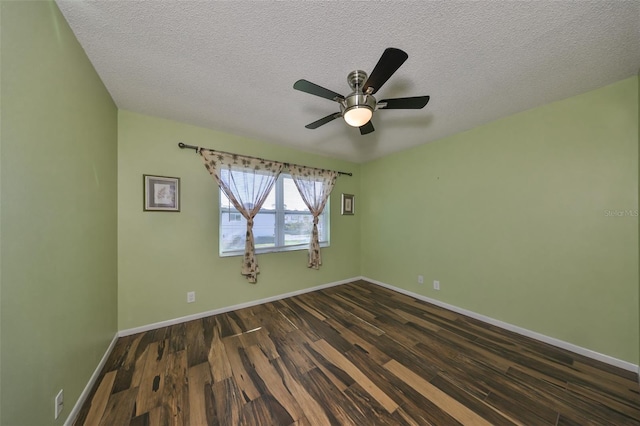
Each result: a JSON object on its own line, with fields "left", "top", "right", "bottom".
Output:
{"left": 187, "top": 291, "right": 195, "bottom": 303}
{"left": 417, "top": 275, "right": 424, "bottom": 284}
{"left": 54, "top": 389, "right": 64, "bottom": 419}
{"left": 433, "top": 280, "right": 440, "bottom": 290}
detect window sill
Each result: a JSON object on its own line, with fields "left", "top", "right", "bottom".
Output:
{"left": 219, "top": 241, "right": 329, "bottom": 258}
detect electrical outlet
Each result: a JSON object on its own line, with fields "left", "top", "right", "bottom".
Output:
{"left": 417, "top": 275, "right": 424, "bottom": 284}
{"left": 433, "top": 280, "right": 440, "bottom": 290}
{"left": 187, "top": 291, "right": 195, "bottom": 303}
{"left": 54, "top": 389, "right": 64, "bottom": 420}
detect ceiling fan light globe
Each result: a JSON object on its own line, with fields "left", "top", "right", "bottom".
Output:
{"left": 344, "top": 106, "right": 373, "bottom": 127}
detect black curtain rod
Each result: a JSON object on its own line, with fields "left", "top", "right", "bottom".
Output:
{"left": 178, "top": 142, "right": 353, "bottom": 177}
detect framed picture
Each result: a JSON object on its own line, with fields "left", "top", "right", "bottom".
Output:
{"left": 143, "top": 175, "right": 180, "bottom": 212}
{"left": 341, "top": 193, "right": 355, "bottom": 215}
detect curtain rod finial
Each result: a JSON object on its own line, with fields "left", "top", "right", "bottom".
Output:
{"left": 178, "top": 142, "right": 200, "bottom": 153}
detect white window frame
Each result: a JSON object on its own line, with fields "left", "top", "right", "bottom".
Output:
{"left": 219, "top": 173, "right": 330, "bottom": 257}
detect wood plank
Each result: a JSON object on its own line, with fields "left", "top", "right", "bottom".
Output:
{"left": 506, "top": 366, "right": 621, "bottom": 425}
{"left": 135, "top": 339, "right": 169, "bottom": 416}
{"left": 101, "top": 334, "right": 134, "bottom": 372}
{"left": 269, "top": 354, "right": 332, "bottom": 425}
{"left": 129, "top": 412, "right": 150, "bottom": 426}
{"left": 235, "top": 326, "right": 279, "bottom": 360}
{"left": 208, "top": 318, "right": 233, "bottom": 383}
{"left": 130, "top": 343, "right": 148, "bottom": 390}
{"left": 187, "top": 362, "right": 212, "bottom": 425}
{"left": 454, "top": 353, "right": 559, "bottom": 424}
{"left": 147, "top": 407, "right": 166, "bottom": 426}
{"left": 278, "top": 300, "right": 355, "bottom": 352}
{"left": 429, "top": 373, "right": 523, "bottom": 425}
{"left": 391, "top": 307, "right": 442, "bottom": 333}
{"left": 384, "top": 359, "right": 493, "bottom": 426}
{"left": 354, "top": 330, "right": 440, "bottom": 382}
{"left": 162, "top": 350, "right": 189, "bottom": 426}
{"left": 233, "top": 306, "right": 264, "bottom": 330}
{"left": 565, "top": 381, "right": 640, "bottom": 423}
{"left": 270, "top": 330, "right": 318, "bottom": 376}
{"left": 342, "top": 383, "right": 407, "bottom": 425}
{"left": 185, "top": 319, "right": 208, "bottom": 367}
{"left": 322, "top": 315, "right": 391, "bottom": 365}
{"left": 243, "top": 345, "right": 305, "bottom": 421}
{"left": 312, "top": 339, "right": 399, "bottom": 413}
{"left": 111, "top": 333, "right": 144, "bottom": 394}
{"left": 222, "top": 336, "right": 262, "bottom": 401}
{"left": 166, "top": 322, "right": 187, "bottom": 353}
{"left": 98, "top": 387, "right": 138, "bottom": 426}
{"left": 343, "top": 348, "right": 465, "bottom": 425}
{"left": 304, "top": 343, "right": 353, "bottom": 391}
{"left": 211, "top": 377, "right": 243, "bottom": 426}
{"left": 298, "top": 367, "right": 368, "bottom": 425}
{"left": 83, "top": 370, "right": 117, "bottom": 426}
{"left": 238, "top": 394, "right": 293, "bottom": 425}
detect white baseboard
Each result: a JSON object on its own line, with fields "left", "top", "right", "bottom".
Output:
{"left": 118, "top": 276, "right": 359, "bottom": 337}
{"left": 363, "top": 277, "right": 639, "bottom": 373}
{"left": 64, "top": 332, "right": 119, "bottom": 426}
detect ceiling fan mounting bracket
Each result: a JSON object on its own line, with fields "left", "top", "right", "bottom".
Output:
{"left": 347, "top": 69, "right": 368, "bottom": 91}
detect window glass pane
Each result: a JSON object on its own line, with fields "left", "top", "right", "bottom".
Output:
{"left": 220, "top": 208, "right": 245, "bottom": 252}
{"left": 284, "top": 213, "right": 313, "bottom": 246}
{"left": 220, "top": 187, "right": 276, "bottom": 212}
{"left": 262, "top": 189, "right": 276, "bottom": 211}
{"left": 219, "top": 173, "right": 329, "bottom": 256}
{"left": 220, "top": 210, "right": 276, "bottom": 252}
{"left": 283, "top": 178, "right": 307, "bottom": 211}
{"left": 253, "top": 212, "right": 276, "bottom": 248}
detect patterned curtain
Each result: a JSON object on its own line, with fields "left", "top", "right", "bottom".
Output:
{"left": 200, "top": 150, "right": 283, "bottom": 283}
{"left": 289, "top": 166, "right": 338, "bottom": 269}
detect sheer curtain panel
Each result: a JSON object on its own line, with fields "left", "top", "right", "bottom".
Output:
{"left": 200, "top": 150, "right": 283, "bottom": 283}
{"left": 290, "top": 166, "right": 338, "bottom": 269}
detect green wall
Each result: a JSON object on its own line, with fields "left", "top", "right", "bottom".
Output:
{"left": 0, "top": 2, "right": 118, "bottom": 425}
{"left": 361, "top": 77, "right": 639, "bottom": 363}
{"left": 118, "top": 110, "right": 360, "bottom": 330}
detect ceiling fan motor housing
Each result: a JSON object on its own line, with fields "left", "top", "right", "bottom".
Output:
{"left": 340, "top": 93, "right": 376, "bottom": 119}
{"left": 341, "top": 70, "right": 377, "bottom": 126}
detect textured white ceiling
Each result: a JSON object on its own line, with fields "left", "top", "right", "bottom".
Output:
{"left": 56, "top": 1, "right": 640, "bottom": 163}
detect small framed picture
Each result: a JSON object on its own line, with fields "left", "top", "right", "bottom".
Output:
{"left": 144, "top": 175, "right": 180, "bottom": 212}
{"left": 341, "top": 193, "right": 355, "bottom": 215}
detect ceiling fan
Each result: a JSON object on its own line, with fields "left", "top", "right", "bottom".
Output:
{"left": 293, "top": 48, "right": 430, "bottom": 135}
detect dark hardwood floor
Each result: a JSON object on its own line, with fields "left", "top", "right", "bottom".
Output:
{"left": 74, "top": 280, "right": 640, "bottom": 425}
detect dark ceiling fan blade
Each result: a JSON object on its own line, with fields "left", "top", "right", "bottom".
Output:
{"left": 359, "top": 121, "right": 375, "bottom": 135}
{"left": 294, "top": 80, "right": 345, "bottom": 102}
{"left": 378, "top": 96, "right": 430, "bottom": 109}
{"left": 305, "top": 112, "right": 342, "bottom": 129}
{"left": 362, "top": 48, "right": 408, "bottom": 95}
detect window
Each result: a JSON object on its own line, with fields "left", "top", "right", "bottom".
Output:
{"left": 219, "top": 173, "right": 329, "bottom": 256}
